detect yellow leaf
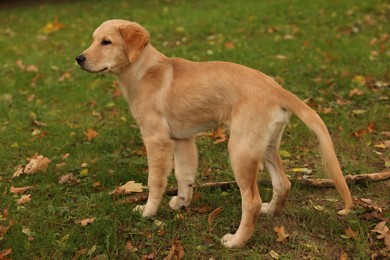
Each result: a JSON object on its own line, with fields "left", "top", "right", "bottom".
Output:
{"left": 291, "top": 168, "right": 312, "bottom": 174}
{"left": 279, "top": 150, "right": 291, "bottom": 158}
{"left": 352, "top": 75, "right": 366, "bottom": 86}
{"left": 80, "top": 168, "right": 89, "bottom": 176}
{"left": 42, "top": 17, "right": 65, "bottom": 35}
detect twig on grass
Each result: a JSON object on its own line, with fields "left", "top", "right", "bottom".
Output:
{"left": 117, "top": 170, "right": 390, "bottom": 204}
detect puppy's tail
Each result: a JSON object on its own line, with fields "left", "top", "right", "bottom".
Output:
{"left": 279, "top": 89, "right": 353, "bottom": 215}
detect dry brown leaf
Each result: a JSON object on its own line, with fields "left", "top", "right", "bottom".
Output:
{"left": 339, "top": 252, "right": 348, "bottom": 260}
{"left": 208, "top": 207, "right": 222, "bottom": 229}
{"left": 84, "top": 128, "right": 99, "bottom": 141}
{"left": 274, "top": 225, "right": 289, "bottom": 242}
{"left": 349, "top": 88, "right": 364, "bottom": 97}
{"left": 0, "top": 220, "right": 14, "bottom": 240}
{"left": 17, "top": 194, "right": 32, "bottom": 205}
{"left": 344, "top": 227, "right": 358, "bottom": 240}
{"left": 372, "top": 221, "right": 390, "bottom": 251}
{"left": 211, "top": 128, "right": 227, "bottom": 144}
{"left": 58, "top": 71, "right": 72, "bottom": 82}
{"left": 125, "top": 241, "right": 138, "bottom": 253}
{"left": 165, "top": 240, "right": 185, "bottom": 260}
{"left": 0, "top": 248, "right": 12, "bottom": 259}
{"left": 16, "top": 60, "right": 25, "bottom": 70}
{"left": 108, "top": 181, "right": 146, "bottom": 195}
{"left": 62, "top": 153, "right": 70, "bottom": 160}
{"left": 26, "top": 64, "right": 38, "bottom": 72}
{"left": 24, "top": 155, "right": 51, "bottom": 174}
{"left": 58, "top": 173, "right": 80, "bottom": 184}
{"left": 10, "top": 186, "right": 33, "bottom": 194}
{"left": 12, "top": 165, "right": 24, "bottom": 178}
{"left": 75, "top": 218, "right": 95, "bottom": 227}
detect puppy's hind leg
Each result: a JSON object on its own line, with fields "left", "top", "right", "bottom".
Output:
{"left": 221, "top": 134, "right": 263, "bottom": 248}
{"left": 169, "top": 137, "right": 198, "bottom": 210}
{"left": 261, "top": 115, "right": 291, "bottom": 216}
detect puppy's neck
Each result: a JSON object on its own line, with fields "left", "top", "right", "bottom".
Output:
{"left": 117, "top": 44, "right": 166, "bottom": 102}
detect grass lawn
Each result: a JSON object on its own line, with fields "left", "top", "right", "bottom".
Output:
{"left": 0, "top": 0, "right": 389, "bottom": 259}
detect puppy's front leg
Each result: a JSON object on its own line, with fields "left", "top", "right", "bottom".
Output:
{"left": 135, "top": 135, "right": 174, "bottom": 217}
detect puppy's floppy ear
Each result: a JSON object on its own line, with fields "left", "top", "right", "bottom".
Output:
{"left": 118, "top": 23, "right": 150, "bottom": 63}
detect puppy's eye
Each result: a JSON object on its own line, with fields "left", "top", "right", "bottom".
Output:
{"left": 101, "top": 40, "right": 112, "bottom": 46}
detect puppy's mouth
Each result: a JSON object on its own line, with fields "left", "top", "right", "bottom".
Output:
{"left": 80, "top": 66, "right": 109, "bottom": 73}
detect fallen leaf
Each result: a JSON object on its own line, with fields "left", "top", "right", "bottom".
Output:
{"left": 24, "top": 155, "right": 51, "bottom": 174}
{"left": 108, "top": 181, "right": 146, "bottom": 195}
{"left": 84, "top": 128, "right": 99, "bottom": 141}
{"left": 276, "top": 54, "right": 287, "bottom": 60}
{"left": 62, "top": 153, "right": 70, "bottom": 160}
{"left": 0, "top": 221, "right": 13, "bottom": 240}
{"left": 372, "top": 221, "right": 390, "bottom": 251}
{"left": 0, "top": 248, "right": 12, "bottom": 259}
{"left": 75, "top": 218, "right": 95, "bottom": 227}
{"left": 26, "top": 64, "right": 38, "bottom": 72}
{"left": 17, "top": 194, "right": 32, "bottom": 205}
{"left": 211, "top": 128, "right": 227, "bottom": 144}
{"left": 268, "top": 250, "right": 280, "bottom": 259}
{"left": 279, "top": 150, "right": 291, "bottom": 158}
{"left": 10, "top": 186, "right": 33, "bottom": 194}
{"left": 313, "top": 204, "right": 326, "bottom": 212}
{"left": 339, "top": 252, "right": 348, "bottom": 260}
{"left": 58, "top": 71, "right": 72, "bottom": 82}
{"left": 292, "top": 168, "right": 312, "bottom": 174}
{"left": 224, "top": 41, "right": 235, "bottom": 50}
{"left": 16, "top": 60, "right": 25, "bottom": 70}
{"left": 344, "top": 227, "right": 358, "bottom": 240}
{"left": 73, "top": 248, "right": 87, "bottom": 259}
{"left": 352, "top": 75, "right": 366, "bottom": 86}
{"left": 22, "top": 227, "right": 35, "bottom": 240}
{"left": 349, "top": 88, "right": 364, "bottom": 97}
{"left": 12, "top": 165, "right": 23, "bottom": 178}
{"left": 274, "top": 226, "right": 289, "bottom": 242}
{"left": 208, "top": 207, "right": 222, "bottom": 229}
{"left": 41, "top": 16, "right": 65, "bottom": 35}
{"left": 165, "top": 239, "right": 185, "bottom": 260}
{"left": 87, "top": 245, "right": 97, "bottom": 256}
{"left": 125, "top": 241, "right": 138, "bottom": 253}
{"left": 58, "top": 173, "right": 80, "bottom": 184}
{"left": 141, "top": 252, "right": 155, "bottom": 260}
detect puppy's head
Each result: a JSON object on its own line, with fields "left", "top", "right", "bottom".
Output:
{"left": 76, "top": 19, "right": 150, "bottom": 74}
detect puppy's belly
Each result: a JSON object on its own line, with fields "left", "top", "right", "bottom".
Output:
{"left": 168, "top": 121, "right": 218, "bottom": 139}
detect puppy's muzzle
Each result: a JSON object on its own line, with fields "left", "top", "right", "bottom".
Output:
{"left": 76, "top": 55, "right": 86, "bottom": 65}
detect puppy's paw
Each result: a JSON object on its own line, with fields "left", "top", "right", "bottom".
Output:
{"left": 169, "top": 196, "right": 186, "bottom": 210}
{"left": 221, "top": 233, "right": 243, "bottom": 248}
{"left": 260, "top": 202, "right": 274, "bottom": 215}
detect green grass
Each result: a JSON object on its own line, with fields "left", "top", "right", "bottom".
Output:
{"left": 0, "top": 0, "right": 389, "bottom": 259}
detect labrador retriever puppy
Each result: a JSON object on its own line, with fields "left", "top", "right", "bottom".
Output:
{"left": 76, "top": 19, "right": 353, "bottom": 248}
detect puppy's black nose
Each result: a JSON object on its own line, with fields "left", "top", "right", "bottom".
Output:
{"left": 76, "top": 55, "right": 86, "bottom": 65}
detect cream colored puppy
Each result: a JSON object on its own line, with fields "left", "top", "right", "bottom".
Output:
{"left": 76, "top": 19, "right": 353, "bottom": 248}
